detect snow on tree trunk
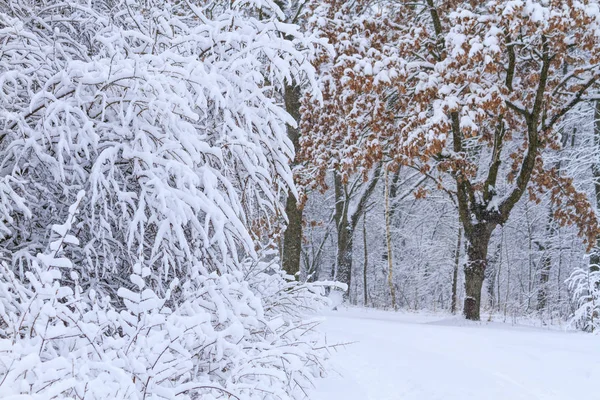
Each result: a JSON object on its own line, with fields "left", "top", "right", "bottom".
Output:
{"left": 463, "top": 226, "right": 493, "bottom": 321}
{"left": 282, "top": 84, "right": 303, "bottom": 278}
{"left": 384, "top": 168, "right": 397, "bottom": 309}
{"left": 451, "top": 226, "right": 462, "bottom": 314}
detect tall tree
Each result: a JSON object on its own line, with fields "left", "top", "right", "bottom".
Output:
{"left": 282, "top": 84, "right": 304, "bottom": 277}
{"left": 384, "top": 168, "right": 397, "bottom": 308}
{"left": 332, "top": 167, "right": 381, "bottom": 299}
{"left": 451, "top": 226, "right": 462, "bottom": 314}
{"left": 302, "top": 0, "right": 600, "bottom": 319}
{"left": 590, "top": 100, "right": 600, "bottom": 271}
{"left": 280, "top": 0, "right": 313, "bottom": 277}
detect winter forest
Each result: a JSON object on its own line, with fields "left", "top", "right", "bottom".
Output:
{"left": 2, "top": 0, "right": 600, "bottom": 399}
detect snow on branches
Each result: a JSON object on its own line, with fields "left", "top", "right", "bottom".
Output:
{"left": 568, "top": 266, "right": 600, "bottom": 333}
{"left": 300, "top": 0, "right": 600, "bottom": 246}
{"left": 0, "top": 195, "right": 329, "bottom": 398}
{"left": 300, "top": 0, "right": 600, "bottom": 320}
{"left": 0, "top": 0, "right": 329, "bottom": 398}
{"left": 0, "top": 0, "right": 311, "bottom": 291}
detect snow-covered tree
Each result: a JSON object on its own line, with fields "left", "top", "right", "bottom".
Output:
{"left": 301, "top": 0, "right": 600, "bottom": 320}
{"left": 0, "top": 0, "right": 330, "bottom": 398}
{"left": 0, "top": 0, "right": 318, "bottom": 294}
{"left": 0, "top": 193, "right": 331, "bottom": 398}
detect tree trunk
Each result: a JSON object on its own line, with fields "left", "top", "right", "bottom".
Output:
{"left": 463, "top": 225, "right": 493, "bottom": 321}
{"left": 282, "top": 194, "right": 302, "bottom": 277}
{"left": 536, "top": 207, "right": 555, "bottom": 312}
{"left": 363, "top": 211, "right": 369, "bottom": 307}
{"left": 537, "top": 254, "right": 551, "bottom": 311}
{"left": 336, "top": 221, "right": 353, "bottom": 296}
{"left": 333, "top": 166, "right": 382, "bottom": 299}
{"left": 384, "top": 169, "right": 397, "bottom": 309}
{"left": 591, "top": 101, "right": 600, "bottom": 271}
{"left": 281, "top": 85, "right": 303, "bottom": 277}
{"left": 496, "top": 230, "right": 504, "bottom": 312}
{"left": 451, "top": 226, "right": 462, "bottom": 314}
{"left": 486, "top": 256, "right": 496, "bottom": 311}
{"left": 334, "top": 172, "right": 353, "bottom": 297}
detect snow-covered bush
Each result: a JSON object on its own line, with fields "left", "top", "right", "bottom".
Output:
{"left": 568, "top": 267, "right": 600, "bottom": 333}
{"left": 0, "top": 0, "right": 316, "bottom": 293}
{"left": 0, "top": 195, "right": 329, "bottom": 398}
{"left": 0, "top": 0, "right": 329, "bottom": 398}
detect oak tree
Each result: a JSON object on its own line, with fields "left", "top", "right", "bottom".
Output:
{"left": 302, "top": 0, "right": 600, "bottom": 320}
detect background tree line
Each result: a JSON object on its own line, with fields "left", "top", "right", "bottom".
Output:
{"left": 282, "top": 0, "right": 600, "bottom": 326}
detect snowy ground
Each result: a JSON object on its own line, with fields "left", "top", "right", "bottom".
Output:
{"left": 312, "top": 308, "right": 600, "bottom": 400}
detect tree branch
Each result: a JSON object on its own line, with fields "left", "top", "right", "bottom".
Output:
{"left": 350, "top": 164, "right": 382, "bottom": 230}
{"left": 483, "top": 117, "right": 506, "bottom": 203}
{"left": 545, "top": 76, "right": 599, "bottom": 131}
{"left": 499, "top": 37, "right": 552, "bottom": 220}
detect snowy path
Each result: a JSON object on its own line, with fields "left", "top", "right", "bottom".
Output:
{"left": 312, "top": 309, "right": 600, "bottom": 400}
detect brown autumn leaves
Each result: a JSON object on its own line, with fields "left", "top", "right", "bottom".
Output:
{"left": 299, "top": 0, "right": 600, "bottom": 249}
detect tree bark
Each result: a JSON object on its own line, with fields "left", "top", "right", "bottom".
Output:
{"left": 281, "top": 85, "right": 303, "bottom": 277}
{"left": 282, "top": 194, "right": 302, "bottom": 277}
{"left": 363, "top": 211, "right": 369, "bottom": 307}
{"left": 590, "top": 101, "right": 600, "bottom": 271}
{"left": 536, "top": 207, "right": 555, "bottom": 312}
{"left": 334, "top": 172, "right": 353, "bottom": 296}
{"left": 486, "top": 244, "right": 500, "bottom": 311}
{"left": 384, "top": 169, "right": 397, "bottom": 309}
{"left": 463, "top": 224, "right": 493, "bottom": 321}
{"left": 335, "top": 219, "right": 353, "bottom": 295}
{"left": 451, "top": 226, "right": 462, "bottom": 314}
{"left": 537, "top": 253, "right": 551, "bottom": 311}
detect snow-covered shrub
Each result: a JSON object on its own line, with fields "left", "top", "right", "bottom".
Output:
{"left": 0, "top": 0, "right": 329, "bottom": 398}
{"left": 568, "top": 267, "right": 600, "bottom": 333}
{"left": 243, "top": 250, "right": 331, "bottom": 317}
{"left": 0, "top": 0, "right": 315, "bottom": 294}
{"left": 0, "top": 197, "right": 330, "bottom": 398}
